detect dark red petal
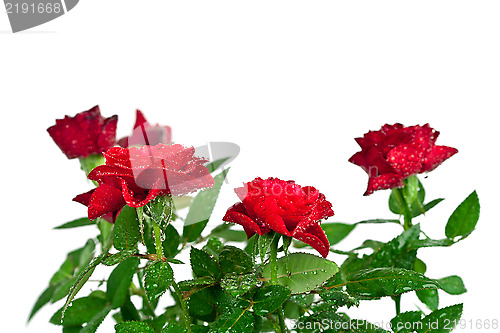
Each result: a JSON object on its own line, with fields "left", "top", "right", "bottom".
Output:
{"left": 120, "top": 178, "right": 160, "bottom": 208}
{"left": 97, "top": 115, "right": 118, "bottom": 151}
{"left": 293, "top": 224, "right": 330, "bottom": 258}
{"left": 73, "top": 189, "right": 95, "bottom": 206}
{"left": 263, "top": 214, "right": 292, "bottom": 237}
{"left": 223, "top": 203, "right": 264, "bottom": 238}
{"left": 134, "top": 110, "right": 149, "bottom": 129}
{"left": 87, "top": 184, "right": 126, "bottom": 220}
{"left": 422, "top": 145, "right": 458, "bottom": 173}
{"left": 88, "top": 165, "right": 134, "bottom": 181}
{"left": 386, "top": 144, "right": 424, "bottom": 178}
{"left": 365, "top": 173, "right": 404, "bottom": 195}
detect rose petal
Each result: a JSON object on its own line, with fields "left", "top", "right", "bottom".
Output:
{"left": 293, "top": 224, "right": 330, "bottom": 258}
{"left": 223, "top": 203, "right": 265, "bottom": 238}
{"left": 87, "top": 183, "right": 126, "bottom": 220}
{"left": 365, "top": 173, "right": 404, "bottom": 196}
{"left": 386, "top": 144, "right": 424, "bottom": 178}
{"left": 422, "top": 145, "right": 458, "bottom": 173}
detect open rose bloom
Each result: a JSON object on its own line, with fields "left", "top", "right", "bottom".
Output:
{"left": 223, "top": 177, "right": 334, "bottom": 257}
{"left": 349, "top": 123, "right": 458, "bottom": 195}
{"left": 74, "top": 144, "right": 214, "bottom": 222}
{"left": 47, "top": 106, "right": 118, "bottom": 159}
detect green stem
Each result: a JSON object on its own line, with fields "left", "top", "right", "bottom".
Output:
{"left": 392, "top": 187, "right": 414, "bottom": 316}
{"left": 394, "top": 188, "right": 413, "bottom": 230}
{"left": 269, "top": 233, "right": 287, "bottom": 333}
{"left": 136, "top": 206, "right": 145, "bottom": 244}
{"left": 172, "top": 280, "right": 192, "bottom": 332}
{"left": 152, "top": 221, "right": 164, "bottom": 260}
{"left": 394, "top": 295, "right": 401, "bottom": 315}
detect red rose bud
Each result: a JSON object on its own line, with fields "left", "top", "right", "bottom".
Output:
{"left": 47, "top": 106, "right": 118, "bottom": 159}
{"left": 223, "top": 177, "right": 334, "bottom": 258}
{"left": 349, "top": 123, "right": 458, "bottom": 195}
{"left": 73, "top": 144, "right": 214, "bottom": 222}
{"left": 118, "top": 110, "right": 172, "bottom": 147}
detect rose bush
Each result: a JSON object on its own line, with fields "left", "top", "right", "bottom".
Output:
{"left": 223, "top": 177, "right": 334, "bottom": 257}
{"left": 349, "top": 123, "right": 458, "bottom": 195}
{"left": 34, "top": 110, "right": 479, "bottom": 333}
{"left": 47, "top": 105, "right": 118, "bottom": 159}
{"left": 74, "top": 144, "right": 214, "bottom": 221}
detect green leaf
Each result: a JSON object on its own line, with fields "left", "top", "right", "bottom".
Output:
{"left": 115, "top": 321, "right": 156, "bottom": 332}
{"left": 28, "top": 284, "right": 57, "bottom": 321}
{"left": 203, "top": 237, "right": 224, "bottom": 258}
{"left": 162, "top": 224, "right": 180, "bottom": 258}
{"left": 211, "top": 228, "right": 248, "bottom": 243}
{"left": 414, "top": 198, "right": 445, "bottom": 217}
{"left": 408, "top": 238, "right": 454, "bottom": 250}
{"left": 98, "top": 218, "right": 114, "bottom": 252}
{"left": 416, "top": 288, "right": 439, "bottom": 311}
{"left": 261, "top": 253, "right": 339, "bottom": 294}
{"left": 113, "top": 205, "right": 141, "bottom": 251}
{"left": 205, "top": 157, "right": 229, "bottom": 173}
{"left": 252, "top": 285, "right": 291, "bottom": 316}
{"left": 188, "top": 287, "right": 217, "bottom": 322}
{"left": 51, "top": 295, "right": 108, "bottom": 326}
{"left": 414, "top": 258, "right": 427, "bottom": 274}
{"left": 60, "top": 253, "right": 106, "bottom": 323}
{"left": 437, "top": 276, "right": 467, "bottom": 295}
{"left": 183, "top": 169, "right": 229, "bottom": 242}
{"left": 258, "top": 233, "right": 275, "bottom": 262}
{"left": 346, "top": 268, "right": 441, "bottom": 298}
{"left": 445, "top": 191, "right": 480, "bottom": 240}
{"left": 120, "top": 295, "right": 141, "bottom": 322}
{"left": 220, "top": 273, "right": 258, "bottom": 298}
{"left": 103, "top": 249, "right": 137, "bottom": 266}
{"left": 341, "top": 224, "right": 420, "bottom": 277}
{"left": 390, "top": 311, "right": 422, "bottom": 333}
{"left": 107, "top": 257, "right": 140, "bottom": 308}
{"left": 219, "top": 245, "right": 253, "bottom": 275}
{"left": 416, "top": 304, "right": 463, "bottom": 333}
{"left": 161, "top": 323, "right": 188, "bottom": 333}
{"left": 54, "top": 217, "right": 95, "bottom": 229}
{"left": 144, "top": 261, "right": 174, "bottom": 304}
{"left": 322, "top": 223, "right": 357, "bottom": 246}
{"left": 190, "top": 247, "right": 221, "bottom": 280}
{"left": 318, "top": 289, "right": 359, "bottom": 308}
{"left": 80, "top": 305, "right": 113, "bottom": 333}
{"left": 179, "top": 276, "right": 216, "bottom": 292}
{"left": 208, "top": 308, "right": 253, "bottom": 333}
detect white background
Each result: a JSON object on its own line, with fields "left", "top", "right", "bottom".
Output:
{"left": 1, "top": 1, "right": 499, "bottom": 332}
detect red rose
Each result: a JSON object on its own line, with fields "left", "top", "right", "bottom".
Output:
{"left": 118, "top": 110, "right": 172, "bottom": 147}
{"left": 47, "top": 106, "right": 118, "bottom": 159}
{"left": 223, "top": 177, "right": 334, "bottom": 258}
{"left": 74, "top": 144, "right": 214, "bottom": 221}
{"left": 349, "top": 123, "right": 458, "bottom": 195}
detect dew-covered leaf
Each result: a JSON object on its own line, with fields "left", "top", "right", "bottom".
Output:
{"left": 252, "top": 285, "right": 291, "bottom": 316}
{"left": 261, "top": 253, "right": 339, "bottom": 294}
{"left": 220, "top": 273, "right": 258, "bottom": 298}
{"left": 144, "top": 261, "right": 174, "bottom": 305}
{"left": 115, "top": 321, "right": 156, "bottom": 332}
{"left": 346, "top": 268, "right": 441, "bottom": 299}
{"left": 113, "top": 205, "right": 140, "bottom": 251}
